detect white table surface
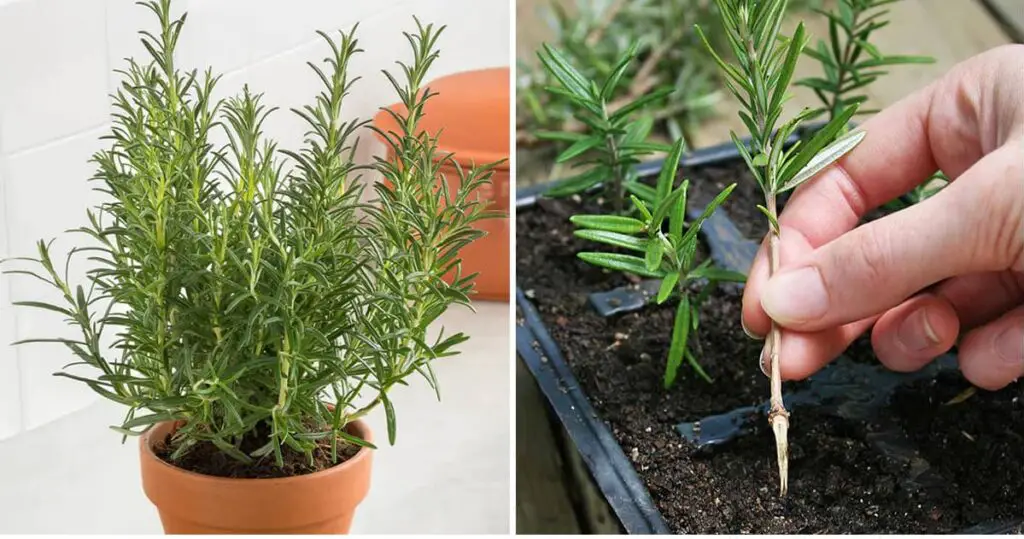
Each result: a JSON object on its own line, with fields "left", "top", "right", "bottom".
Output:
{"left": 0, "top": 302, "right": 511, "bottom": 534}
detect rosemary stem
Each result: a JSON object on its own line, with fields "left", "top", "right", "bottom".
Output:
{"left": 601, "top": 102, "right": 625, "bottom": 212}
{"left": 346, "top": 395, "right": 382, "bottom": 423}
{"left": 765, "top": 194, "right": 790, "bottom": 496}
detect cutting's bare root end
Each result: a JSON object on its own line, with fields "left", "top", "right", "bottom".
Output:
{"left": 769, "top": 409, "right": 790, "bottom": 497}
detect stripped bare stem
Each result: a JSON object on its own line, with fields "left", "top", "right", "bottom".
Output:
{"left": 765, "top": 196, "right": 790, "bottom": 496}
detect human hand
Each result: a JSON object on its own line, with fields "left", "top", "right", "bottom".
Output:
{"left": 742, "top": 45, "right": 1024, "bottom": 390}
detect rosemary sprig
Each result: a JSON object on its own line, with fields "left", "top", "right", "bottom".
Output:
{"left": 798, "top": 0, "right": 934, "bottom": 121}
{"left": 696, "top": 0, "right": 868, "bottom": 495}
{"left": 535, "top": 43, "right": 672, "bottom": 210}
{"left": 571, "top": 137, "right": 744, "bottom": 387}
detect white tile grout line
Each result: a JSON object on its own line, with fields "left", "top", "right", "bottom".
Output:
{"left": 0, "top": 121, "right": 110, "bottom": 161}
{"left": 102, "top": 0, "right": 114, "bottom": 104}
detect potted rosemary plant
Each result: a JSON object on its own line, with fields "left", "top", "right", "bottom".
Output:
{"left": 3, "top": 1, "right": 495, "bottom": 534}
{"left": 515, "top": 0, "right": 1021, "bottom": 533}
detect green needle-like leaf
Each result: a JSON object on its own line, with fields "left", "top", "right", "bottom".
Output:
{"left": 577, "top": 252, "right": 666, "bottom": 278}
{"left": 656, "top": 137, "right": 687, "bottom": 202}
{"left": 780, "top": 129, "right": 866, "bottom": 192}
{"left": 780, "top": 104, "right": 859, "bottom": 187}
{"left": 573, "top": 230, "right": 648, "bottom": 252}
{"left": 570, "top": 215, "right": 647, "bottom": 234}
{"left": 657, "top": 272, "right": 681, "bottom": 304}
{"left": 645, "top": 239, "right": 665, "bottom": 272}
{"left": 556, "top": 136, "right": 604, "bottom": 163}
{"left": 664, "top": 297, "right": 691, "bottom": 389}
{"left": 757, "top": 205, "right": 782, "bottom": 234}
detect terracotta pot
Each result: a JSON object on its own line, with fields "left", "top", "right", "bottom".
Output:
{"left": 140, "top": 420, "right": 373, "bottom": 534}
{"left": 373, "top": 67, "right": 510, "bottom": 302}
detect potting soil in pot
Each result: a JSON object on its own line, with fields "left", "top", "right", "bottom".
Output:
{"left": 155, "top": 421, "right": 361, "bottom": 479}
{"left": 517, "top": 164, "right": 1024, "bottom": 533}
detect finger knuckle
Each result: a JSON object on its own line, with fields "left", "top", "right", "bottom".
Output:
{"left": 978, "top": 154, "right": 1024, "bottom": 271}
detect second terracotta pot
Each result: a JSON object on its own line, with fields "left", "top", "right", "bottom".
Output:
{"left": 139, "top": 420, "right": 373, "bottom": 534}
{"left": 373, "top": 67, "right": 510, "bottom": 302}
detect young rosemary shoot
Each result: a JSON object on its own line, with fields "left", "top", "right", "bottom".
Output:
{"left": 2, "top": 1, "right": 494, "bottom": 468}
{"left": 798, "top": 0, "right": 934, "bottom": 121}
{"left": 696, "top": 0, "right": 869, "bottom": 495}
{"left": 534, "top": 43, "right": 672, "bottom": 211}
{"left": 571, "top": 137, "right": 744, "bottom": 388}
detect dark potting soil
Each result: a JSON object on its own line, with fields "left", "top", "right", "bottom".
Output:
{"left": 891, "top": 373, "right": 1024, "bottom": 528}
{"left": 685, "top": 162, "right": 895, "bottom": 242}
{"left": 517, "top": 189, "right": 1024, "bottom": 533}
{"left": 155, "top": 422, "right": 360, "bottom": 479}
{"left": 685, "top": 163, "right": 770, "bottom": 240}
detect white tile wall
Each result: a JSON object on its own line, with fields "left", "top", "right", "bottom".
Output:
{"left": 0, "top": 0, "right": 110, "bottom": 154}
{"left": 0, "top": 0, "right": 510, "bottom": 440}
{"left": 0, "top": 159, "right": 23, "bottom": 441}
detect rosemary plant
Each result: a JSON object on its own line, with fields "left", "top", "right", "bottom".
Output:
{"left": 696, "top": 0, "right": 868, "bottom": 495}
{"left": 798, "top": 0, "right": 934, "bottom": 121}
{"left": 518, "top": 0, "right": 723, "bottom": 146}
{"left": 517, "top": 0, "right": 823, "bottom": 144}
{"left": 3, "top": 1, "right": 494, "bottom": 468}
{"left": 571, "top": 138, "right": 744, "bottom": 388}
{"left": 535, "top": 43, "right": 673, "bottom": 210}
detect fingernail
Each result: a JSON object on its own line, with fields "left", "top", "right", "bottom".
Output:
{"left": 994, "top": 324, "right": 1024, "bottom": 366}
{"left": 897, "top": 308, "right": 941, "bottom": 352}
{"left": 742, "top": 318, "right": 765, "bottom": 341}
{"left": 759, "top": 345, "right": 770, "bottom": 377}
{"left": 760, "top": 267, "right": 829, "bottom": 324}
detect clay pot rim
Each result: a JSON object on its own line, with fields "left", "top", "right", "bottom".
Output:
{"left": 140, "top": 418, "right": 374, "bottom": 487}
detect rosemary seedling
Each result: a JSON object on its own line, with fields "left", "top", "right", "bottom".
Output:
{"left": 798, "top": 0, "right": 934, "bottom": 121}
{"left": 697, "top": 0, "right": 868, "bottom": 495}
{"left": 571, "top": 137, "right": 744, "bottom": 387}
{"left": 3, "top": 1, "right": 494, "bottom": 467}
{"left": 535, "top": 43, "right": 673, "bottom": 210}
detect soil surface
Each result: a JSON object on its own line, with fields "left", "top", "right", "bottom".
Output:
{"left": 517, "top": 172, "right": 1024, "bottom": 533}
{"left": 156, "top": 422, "right": 360, "bottom": 479}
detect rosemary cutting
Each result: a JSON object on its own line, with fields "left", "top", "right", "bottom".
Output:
{"left": 697, "top": 0, "right": 868, "bottom": 495}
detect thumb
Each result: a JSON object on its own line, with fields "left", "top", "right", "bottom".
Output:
{"left": 760, "top": 143, "right": 1024, "bottom": 332}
